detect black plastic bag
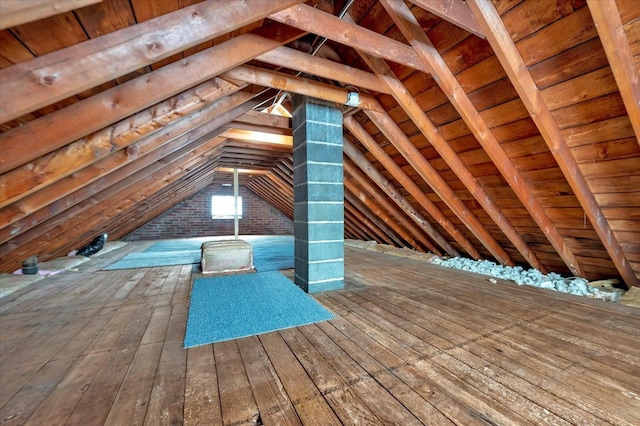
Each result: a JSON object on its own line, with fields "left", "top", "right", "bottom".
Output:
{"left": 77, "top": 233, "right": 108, "bottom": 257}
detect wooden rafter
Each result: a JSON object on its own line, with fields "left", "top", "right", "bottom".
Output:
{"left": 0, "top": 0, "right": 102, "bottom": 30}
{"left": 381, "top": 0, "right": 585, "bottom": 276}
{"left": 221, "top": 65, "right": 382, "bottom": 111}
{"left": 364, "top": 106, "right": 514, "bottom": 265}
{"left": 467, "top": 0, "right": 639, "bottom": 287}
{"left": 344, "top": 115, "right": 480, "bottom": 260}
{"left": 0, "top": 91, "right": 269, "bottom": 240}
{"left": 220, "top": 128, "right": 292, "bottom": 147}
{"left": 0, "top": 81, "right": 252, "bottom": 208}
{"left": 268, "top": 3, "right": 508, "bottom": 263}
{"left": 247, "top": 178, "right": 293, "bottom": 219}
{"left": 343, "top": 206, "right": 373, "bottom": 242}
{"left": 0, "top": 0, "right": 304, "bottom": 122}
{"left": 234, "top": 110, "right": 291, "bottom": 130}
{"left": 586, "top": 0, "right": 640, "bottom": 145}
{"left": 266, "top": 172, "right": 294, "bottom": 199}
{"left": 344, "top": 138, "right": 449, "bottom": 257}
{"left": 407, "top": 0, "right": 484, "bottom": 38}
{"left": 343, "top": 208, "right": 368, "bottom": 241}
{"left": 3, "top": 140, "right": 224, "bottom": 267}
{"left": 344, "top": 193, "right": 402, "bottom": 246}
{"left": 357, "top": 47, "right": 545, "bottom": 272}
{"left": 345, "top": 159, "right": 440, "bottom": 253}
{"left": 256, "top": 46, "right": 391, "bottom": 95}
{"left": 269, "top": 4, "right": 430, "bottom": 74}
{"left": 97, "top": 162, "right": 220, "bottom": 251}
{"left": 0, "top": 128, "right": 226, "bottom": 246}
{"left": 343, "top": 169, "right": 427, "bottom": 252}
{"left": 0, "top": 21, "right": 304, "bottom": 174}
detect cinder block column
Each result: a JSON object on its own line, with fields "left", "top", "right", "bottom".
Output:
{"left": 292, "top": 95, "right": 344, "bottom": 293}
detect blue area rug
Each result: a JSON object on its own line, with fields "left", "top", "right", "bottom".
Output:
{"left": 252, "top": 240, "right": 294, "bottom": 272}
{"left": 144, "top": 240, "right": 205, "bottom": 253}
{"left": 184, "top": 271, "right": 333, "bottom": 347}
{"left": 105, "top": 236, "right": 295, "bottom": 271}
{"left": 103, "top": 250, "right": 201, "bottom": 270}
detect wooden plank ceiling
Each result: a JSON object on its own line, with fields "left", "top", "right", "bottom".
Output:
{"left": 0, "top": 0, "right": 638, "bottom": 287}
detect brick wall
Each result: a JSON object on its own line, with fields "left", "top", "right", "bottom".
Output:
{"left": 125, "top": 184, "right": 293, "bottom": 240}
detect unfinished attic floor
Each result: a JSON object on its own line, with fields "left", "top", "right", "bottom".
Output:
{"left": 1, "top": 243, "right": 639, "bottom": 425}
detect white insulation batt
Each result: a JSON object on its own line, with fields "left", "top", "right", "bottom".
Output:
{"left": 201, "top": 240, "right": 253, "bottom": 274}
{"left": 430, "top": 257, "right": 623, "bottom": 302}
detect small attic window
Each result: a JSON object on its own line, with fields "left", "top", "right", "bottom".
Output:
{"left": 211, "top": 195, "right": 242, "bottom": 219}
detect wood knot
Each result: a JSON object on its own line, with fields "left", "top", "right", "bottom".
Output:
{"left": 39, "top": 74, "right": 56, "bottom": 86}
{"left": 126, "top": 144, "right": 140, "bottom": 158}
{"left": 146, "top": 42, "right": 161, "bottom": 54}
{"left": 272, "top": 76, "right": 287, "bottom": 89}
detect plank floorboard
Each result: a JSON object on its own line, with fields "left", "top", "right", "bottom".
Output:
{"left": 214, "top": 340, "right": 260, "bottom": 425}
{"left": 236, "top": 336, "right": 301, "bottom": 426}
{"left": 103, "top": 342, "right": 164, "bottom": 426}
{"left": 184, "top": 344, "right": 222, "bottom": 426}
{"left": 1, "top": 241, "right": 638, "bottom": 425}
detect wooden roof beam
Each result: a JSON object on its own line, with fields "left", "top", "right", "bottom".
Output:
{"left": 221, "top": 65, "right": 382, "bottom": 111}
{"left": 382, "top": 0, "right": 564, "bottom": 276}
{"left": 0, "top": 130, "right": 227, "bottom": 246}
{"left": 586, "top": 0, "right": 640, "bottom": 145}
{"left": 344, "top": 194, "right": 402, "bottom": 246}
{"left": 216, "top": 167, "right": 271, "bottom": 175}
{"left": 220, "top": 128, "right": 293, "bottom": 146}
{"left": 0, "top": 21, "right": 304, "bottom": 174}
{"left": 97, "top": 164, "right": 219, "bottom": 249}
{"left": 275, "top": 163, "right": 295, "bottom": 187}
{"left": 343, "top": 137, "right": 449, "bottom": 257}
{"left": 0, "top": 81, "right": 258, "bottom": 208}
{"left": 2, "top": 144, "right": 224, "bottom": 268}
{"left": 247, "top": 179, "right": 284, "bottom": 209}
{"left": 468, "top": 0, "right": 638, "bottom": 287}
{"left": 266, "top": 172, "right": 294, "bottom": 199}
{"left": 270, "top": 4, "right": 430, "bottom": 74}
{"left": 246, "top": 180, "right": 293, "bottom": 219}
{"left": 407, "top": 0, "right": 484, "bottom": 38}
{"left": 234, "top": 110, "right": 291, "bottom": 129}
{"left": 1, "top": 91, "right": 269, "bottom": 237}
{"left": 343, "top": 208, "right": 376, "bottom": 242}
{"left": 256, "top": 45, "right": 391, "bottom": 95}
{"left": 52, "top": 171, "right": 216, "bottom": 261}
{"left": 343, "top": 208, "right": 368, "bottom": 241}
{"left": 382, "top": 0, "right": 584, "bottom": 275}
{"left": 343, "top": 174, "right": 425, "bottom": 251}
{"left": 344, "top": 115, "right": 480, "bottom": 260}
{"left": 261, "top": 174, "right": 294, "bottom": 218}
{"left": 344, "top": 160, "right": 436, "bottom": 253}
{"left": 254, "top": 177, "right": 294, "bottom": 218}
{"left": 357, "top": 48, "right": 545, "bottom": 272}
{"left": 367, "top": 105, "right": 516, "bottom": 264}
{"left": 1, "top": 135, "right": 227, "bottom": 257}
{"left": 224, "top": 121, "right": 292, "bottom": 137}
{"left": 0, "top": 0, "right": 102, "bottom": 30}
{"left": 271, "top": 167, "right": 294, "bottom": 189}
{"left": 74, "top": 154, "right": 224, "bottom": 247}
{"left": 0, "top": 0, "right": 304, "bottom": 122}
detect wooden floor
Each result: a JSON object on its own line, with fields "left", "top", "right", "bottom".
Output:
{"left": 1, "top": 242, "right": 639, "bottom": 425}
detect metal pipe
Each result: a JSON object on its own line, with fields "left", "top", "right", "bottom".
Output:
{"left": 233, "top": 167, "right": 239, "bottom": 239}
